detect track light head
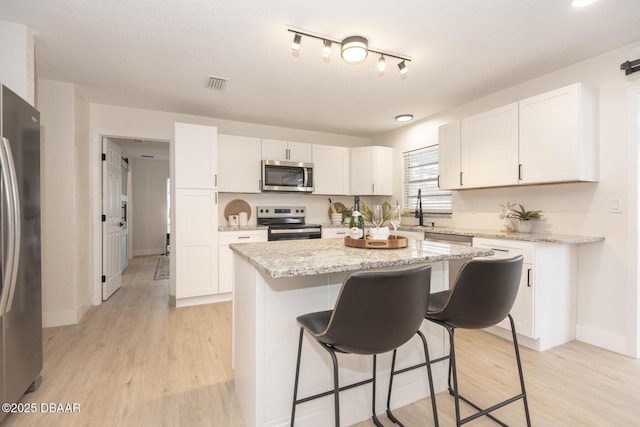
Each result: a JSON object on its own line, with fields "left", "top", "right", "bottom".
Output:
{"left": 377, "top": 55, "right": 386, "bottom": 73}
{"left": 322, "top": 40, "right": 332, "bottom": 58}
{"left": 291, "top": 33, "right": 301, "bottom": 51}
{"left": 398, "top": 60, "right": 408, "bottom": 76}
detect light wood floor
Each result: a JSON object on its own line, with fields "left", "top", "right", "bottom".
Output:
{"left": 5, "top": 255, "right": 640, "bottom": 426}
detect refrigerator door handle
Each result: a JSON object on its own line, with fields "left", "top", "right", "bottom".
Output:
{"left": 0, "top": 137, "right": 16, "bottom": 316}
{"left": 3, "top": 137, "right": 21, "bottom": 313}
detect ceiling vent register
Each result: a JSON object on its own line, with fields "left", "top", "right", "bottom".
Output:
{"left": 206, "top": 76, "right": 228, "bottom": 90}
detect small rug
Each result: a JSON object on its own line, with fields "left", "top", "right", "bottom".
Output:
{"left": 154, "top": 256, "right": 170, "bottom": 280}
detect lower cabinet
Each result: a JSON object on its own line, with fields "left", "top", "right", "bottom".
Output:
{"left": 472, "top": 237, "right": 576, "bottom": 351}
{"left": 219, "top": 230, "right": 268, "bottom": 293}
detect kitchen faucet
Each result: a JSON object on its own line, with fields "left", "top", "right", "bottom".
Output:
{"left": 415, "top": 189, "right": 424, "bottom": 226}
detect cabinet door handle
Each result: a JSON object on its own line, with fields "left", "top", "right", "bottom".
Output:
{"left": 214, "top": 173, "right": 218, "bottom": 187}
{"left": 518, "top": 164, "right": 523, "bottom": 181}
{"left": 437, "top": 175, "right": 440, "bottom": 188}
{"left": 372, "top": 183, "right": 375, "bottom": 193}
{"left": 527, "top": 268, "right": 532, "bottom": 287}
{"left": 215, "top": 192, "right": 218, "bottom": 205}
{"left": 459, "top": 171, "right": 463, "bottom": 186}
{"left": 237, "top": 236, "right": 251, "bottom": 239}
{"left": 491, "top": 247, "right": 509, "bottom": 253}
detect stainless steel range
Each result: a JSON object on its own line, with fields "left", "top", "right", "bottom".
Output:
{"left": 257, "top": 206, "right": 322, "bottom": 241}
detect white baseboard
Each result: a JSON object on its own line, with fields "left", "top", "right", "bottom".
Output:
{"left": 174, "top": 293, "right": 232, "bottom": 308}
{"left": 134, "top": 248, "right": 166, "bottom": 257}
{"left": 576, "top": 324, "right": 627, "bottom": 355}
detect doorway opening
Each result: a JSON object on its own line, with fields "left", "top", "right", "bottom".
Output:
{"left": 92, "top": 129, "right": 171, "bottom": 306}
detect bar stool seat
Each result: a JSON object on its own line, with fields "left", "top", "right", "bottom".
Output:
{"left": 290, "top": 263, "right": 439, "bottom": 427}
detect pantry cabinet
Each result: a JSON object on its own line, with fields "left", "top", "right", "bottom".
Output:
{"left": 218, "top": 134, "right": 262, "bottom": 193}
{"left": 312, "top": 144, "right": 350, "bottom": 195}
{"left": 350, "top": 146, "right": 393, "bottom": 195}
{"left": 261, "top": 139, "right": 312, "bottom": 163}
{"left": 472, "top": 237, "right": 577, "bottom": 351}
{"left": 321, "top": 227, "right": 349, "bottom": 239}
{"left": 173, "top": 123, "right": 219, "bottom": 303}
{"left": 518, "top": 82, "right": 597, "bottom": 184}
{"left": 460, "top": 103, "right": 519, "bottom": 188}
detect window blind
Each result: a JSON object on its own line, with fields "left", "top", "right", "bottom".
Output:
{"left": 402, "top": 145, "right": 452, "bottom": 214}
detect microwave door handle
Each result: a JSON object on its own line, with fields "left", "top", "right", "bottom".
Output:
{"left": 303, "top": 167, "right": 308, "bottom": 188}
{"left": 0, "top": 138, "right": 16, "bottom": 316}
{"left": 3, "top": 138, "right": 20, "bottom": 313}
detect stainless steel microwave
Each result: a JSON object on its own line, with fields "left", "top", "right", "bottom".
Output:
{"left": 261, "top": 160, "right": 314, "bottom": 192}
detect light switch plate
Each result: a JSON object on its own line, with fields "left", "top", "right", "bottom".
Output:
{"left": 610, "top": 197, "right": 622, "bottom": 213}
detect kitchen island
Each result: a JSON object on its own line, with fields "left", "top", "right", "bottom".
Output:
{"left": 230, "top": 238, "right": 493, "bottom": 427}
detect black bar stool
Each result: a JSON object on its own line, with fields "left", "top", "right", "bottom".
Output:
{"left": 388, "top": 255, "right": 531, "bottom": 426}
{"left": 290, "top": 264, "right": 439, "bottom": 427}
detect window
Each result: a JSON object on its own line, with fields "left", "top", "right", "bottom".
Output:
{"left": 402, "top": 145, "right": 452, "bottom": 214}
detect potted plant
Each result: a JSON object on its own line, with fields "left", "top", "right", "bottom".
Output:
{"left": 507, "top": 204, "right": 542, "bottom": 233}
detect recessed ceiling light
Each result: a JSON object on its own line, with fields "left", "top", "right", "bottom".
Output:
{"left": 572, "top": 0, "right": 598, "bottom": 7}
{"left": 395, "top": 114, "right": 413, "bottom": 123}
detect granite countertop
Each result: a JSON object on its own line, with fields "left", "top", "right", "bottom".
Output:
{"left": 400, "top": 226, "right": 605, "bottom": 244}
{"left": 218, "top": 225, "right": 268, "bottom": 232}
{"left": 230, "top": 238, "right": 493, "bottom": 279}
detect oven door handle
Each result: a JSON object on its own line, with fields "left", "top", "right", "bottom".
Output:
{"left": 270, "top": 228, "right": 321, "bottom": 234}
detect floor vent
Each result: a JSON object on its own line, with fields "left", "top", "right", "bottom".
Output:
{"left": 206, "top": 75, "right": 228, "bottom": 90}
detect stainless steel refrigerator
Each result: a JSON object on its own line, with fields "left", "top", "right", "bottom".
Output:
{"left": 0, "top": 84, "right": 42, "bottom": 421}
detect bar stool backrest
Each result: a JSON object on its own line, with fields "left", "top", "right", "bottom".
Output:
{"left": 312, "top": 264, "right": 432, "bottom": 355}
{"left": 430, "top": 256, "right": 523, "bottom": 329}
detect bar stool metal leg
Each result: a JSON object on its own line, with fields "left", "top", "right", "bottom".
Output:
{"left": 291, "top": 328, "right": 304, "bottom": 427}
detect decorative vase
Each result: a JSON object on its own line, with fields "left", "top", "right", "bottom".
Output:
{"left": 516, "top": 220, "right": 533, "bottom": 233}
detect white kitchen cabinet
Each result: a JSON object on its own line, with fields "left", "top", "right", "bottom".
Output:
{"left": 174, "top": 122, "right": 218, "bottom": 189}
{"left": 219, "top": 230, "right": 268, "bottom": 294}
{"left": 312, "top": 144, "right": 350, "bottom": 195}
{"left": 261, "top": 139, "right": 312, "bottom": 163}
{"left": 218, "top": 134, "right": 262, "bottom": 193}
{"left": 518, "top": 82, "right": 597, "bottom": 184}
{"left": 473, "top": 237, "right": 576, "bottom": 351}
{"left": 438, "top": 121, "right": 462, "bottom": 190}
{"left": 461, "top": 103, "right": 519, "bottom": 188}
{"left": 173, "top": 123, "right": 219, "bottom": 305}
{"left": 350, "top": 146, "right": 393, "bottom": 195}
{"left": 321, "top": 227, "right": 349, "bottom": 239}
{"left": 174, "top": 189, "right": 218, "bottom": 298}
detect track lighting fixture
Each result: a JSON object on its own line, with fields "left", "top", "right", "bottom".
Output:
{"left": 398, "top": 60, "right": 408, "bottom": 76}
{"left": 291, "top": 33, "right": 301, "bottom": 51}
{"left": 378, "top": 55, "right": 386, "bottom": 73}
{"left": 322, "top": 40, "right": 332, "bottom": 58}
{"left": 287, "top": 28, "right": 411, "bottom": 77}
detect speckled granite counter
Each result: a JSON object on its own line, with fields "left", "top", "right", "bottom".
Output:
{"left": 400, "top": 226, "right": 604, "bottom": 244}
{"left": 230, "top": 237, "right": 493, "bottom": 278}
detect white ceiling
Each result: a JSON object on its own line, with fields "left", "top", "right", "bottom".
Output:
{"left": 2, "top": 0, "right": 640, "bottom": 138}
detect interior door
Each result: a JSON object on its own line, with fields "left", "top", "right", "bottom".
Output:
{"left": 102, "top": 138, "right": 122, "bottom": 300}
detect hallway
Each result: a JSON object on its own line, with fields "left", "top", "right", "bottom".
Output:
{"left": 4, "top": 256, "right": 242, "bottom": 426}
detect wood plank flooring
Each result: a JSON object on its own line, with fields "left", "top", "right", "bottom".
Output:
{"left": 5, "top": 255, "right": 640, "bottom": 426}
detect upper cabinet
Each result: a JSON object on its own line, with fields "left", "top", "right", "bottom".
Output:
{"left": 312, "top": 144, "right": 350, "bottom": 195}
{"left": 438, "top": 121, "right": 462, "bottom": 190}
{"left": 261, "top": 139, "right": 312, "bottom": 163}
{"left": 174, "top": 123, "right": 218, "bottom": 189}
{"left": 438, "top": 83, "right": 598, "bottom": 190}
{"left": 218, "top": 134, "right": 262, "bottom": 193}
{"left": 350, "top": 146, "right": 393, "bottom": 195}
{"left": 518, "top": 83, "right": 597, "bottom": 184}
{"left": 461, "top": 103, "right": 519, "bottom": 188}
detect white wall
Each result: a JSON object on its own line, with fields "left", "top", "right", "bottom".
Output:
{"left": 38, "top": 79, "right": 92, "bottom": 327}
{"left": 373, "top": 40, "right": 640, "bottom": 356}
{"left": 131, "top": 159, "right": 169, "bottom": 255}
{"left": 0, "top": 20, "right": 34, "bottom": 104}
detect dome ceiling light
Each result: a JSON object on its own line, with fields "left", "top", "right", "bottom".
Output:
{"left": 288, "top": 28, "right": 411, "bottom": 77}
